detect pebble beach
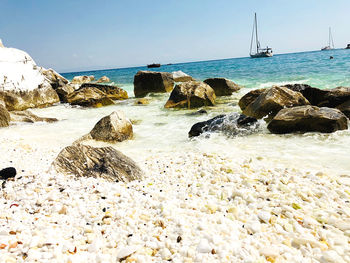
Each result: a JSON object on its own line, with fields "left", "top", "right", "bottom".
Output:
{"left": 1, "top": 46, "right": 350, "bottom": 262}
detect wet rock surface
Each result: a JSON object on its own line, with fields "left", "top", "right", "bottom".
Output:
{"left": 189, "top": 113, "right": 258, "bottom": 137}
{"left": 0, "top": 105, "right": 10, "bottom": 127}
{"left": 80, "top": 83, "right": 128, "bottom": 100}
{"left": 66, "top": 87, "right": 114, "bottom": 107}
{"left": 267, "top": 105, "right": 348, "bottom": 134}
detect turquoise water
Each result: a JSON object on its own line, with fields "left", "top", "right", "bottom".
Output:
{"left": 62, "top": 49, "right": 350, "bottom": 92}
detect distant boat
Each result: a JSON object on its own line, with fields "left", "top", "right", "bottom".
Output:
{"left": 147, "top": 63, "right": 161, "bottom": 68}
{"left": 321, "top": 27, "right": 334, "bottom": 51}
{"left": 345, "top": 44, "right": 350, "bottom": 49}
{"left": 249, "top": 13, "right": 273, "bottom": 58}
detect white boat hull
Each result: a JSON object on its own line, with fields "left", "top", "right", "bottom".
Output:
{"left": 250, "top": 52, "right": 273, "bottom": 58}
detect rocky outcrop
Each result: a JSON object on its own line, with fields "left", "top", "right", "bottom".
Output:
{"left": 67, "top": 87, "right": 114, "bottom": 107}
{"left": 51, "top": 144, "right": 143, "bottom": 182}
{"left": 0, "top": 105, "right": 10, "bottom": 127}
{"left": 238, "top": 88, "right": 266, "bottom": 111}
{"left": 243, "top": 86, "right": 310, "bottom": 119}
{"left": 336, "top": 100, "right": 350, "bottom": 118}
{"left": 189, "top": 113, "right": 258, "bottom": 137}
{"left": 10, "top": 110, "right": 58, "bottom": 123}
{"left": 164, "top": 81, "right": 216, "bottom": 109}
{"left": 203, "top": 78, "right": 241, "bottom": 96}
{"left": 80, "top": 83, "right": 128, "bottom": 100}
{"left": 71, "top": 75, "right": 95, "bottom": 84}
{"left": 96, "top": 76, "right": 110, "bottom": 83}
{"left": 172, "top": 71, "right": 194, "bottom": 82}
{"left": 267, "top": 106, "right": 348, "bottom": 134}
{"left": 283, "top": 84, "right": 328, "bottom": 106}
{"left": 0, "top": 47, "right": 60, "bottom": 111}
{"left": 89, "top": 111, "right": 133, "bottom": 142}
{"left": 134, "top": 71, "right": 174, "bottom": 97}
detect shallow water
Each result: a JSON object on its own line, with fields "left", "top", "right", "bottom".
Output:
{"left": 1, "top": 50, "right": 350, "bottom": 175}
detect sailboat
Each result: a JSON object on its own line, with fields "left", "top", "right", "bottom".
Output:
{"left": 250, "top": 13, "right": 273, "bottom": 58}
{"left": 321, "top": 27, "right": 334, "bottom": 51}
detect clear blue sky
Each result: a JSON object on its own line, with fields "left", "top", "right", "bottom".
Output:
{"left": 1, "top": 0, "right": 349, "bottom": 72}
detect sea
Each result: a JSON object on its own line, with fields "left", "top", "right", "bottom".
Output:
{"left": 4, "top": 49, "right": 350, "bottom": 175}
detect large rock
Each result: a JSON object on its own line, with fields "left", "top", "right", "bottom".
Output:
{"left": 51, "top": 144, "right": 143, "bottom": 182}
{"left": 80, "top": 83, "right": 128, "bottom": 100}
{"left": 317, "top": 87, "right": 350, "bottom": 107}
{"left": 336, "top": 100, "right": 350, "bottom": 118}
{"left": 164, "top": 81, "right": 216, "bottom": 109}
{"left": 243, "top": 86, "right": 310, "bottom": 119}
{"left": 90, "top": 111, "right": 133, "bottom": 142}
{"left": 189, "top": 113, "right": 258, "bottom": 137}
{"left": 238, "top": 88, "right": 266, "bottom": 111}
{"left": 43, "top": 68, "right": 68, "bottom": 89}
{"left": 203, "top": 78, "right": 241, "bottom": 96}
{"left": 0, "top": 105, "right": 10, "bottom": 127}
{"left": 0, "top": 47, "right": 59, "bottom": 110}
{"left": 133, "top": 71, "right": 174, "bottom": 97}
{"left": 172, "top": 71, "right": 194, "bottom": 82}
{"left": 71, "top": 75, "right": 95, "bottom": 84}
{"left": 267, "top": 106, "right": 348, "bottom": 134}
{"left": 283, "top": 84, "right": 328, "bottom": 106}
{"left": 10, "top": 110, "right": 58, "bottom": 123}
{"left": 96, "top": 76, "right": 110, "bottom": 83}
{"left": 67, "top": 87, "right": 114, "bottom": 107}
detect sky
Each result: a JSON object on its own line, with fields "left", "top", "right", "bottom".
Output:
{"left": 1, "top": 0, "right": 350, "bottom": 72}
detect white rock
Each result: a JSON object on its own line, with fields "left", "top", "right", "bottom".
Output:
{"left": 116, "top": 245, "right": 138, "bottom": 259}
{"left": 258, "top": 211, "right": 271, "bottom": 223}
{"left": 196, "top": 239, "right": 212, "bottom": 253}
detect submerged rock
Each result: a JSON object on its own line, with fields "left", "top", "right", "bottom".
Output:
{"left": 90, "top": 111, "right": 133, "bottom": 143}
{"left": 0, "top": 105, "right": 10, "bottom": 127}
{"left": 80, "top": 83, "right": 128, "bottom": 100}
{"left": 67, "top": 87, "right": 114, "bottom": 107}
{"left": 238, "top": 88, "right": 266, "bottom": 111}
{"left": 243, "top": 86, "right": 310, "bottom": 120}
{"left": 0, "top": 47, "right": 60, "bottom": 110}
{"left": 164, "top": 81, "right": 216, "bottom": 109}
{"left": 189, "top": 113, "right": 258, "bottom": 137}
{"left": 96, "top": 76, "right": 110, "bottom": 83}
{"left": 134, "top": 71, "right": 174, "bottom": 97}
{"left": 135, "top": 98, "right": 150, "bottom": 105}
{"left": 10, "top": 110, "right": 58, "bottom": 123}
{"left": 51, "top": 144, "right": 143, "bottom": 182}
{"left": 172, "top": 71, "right": 194, "bottom": 82}
{"left": 267, "top": 105, "right": 348, "bottom": 134}
{"left": 203, "top": 78, "right": 241, "bottom": 96}
{"left": 71, "top": 75, "right": 95, "bottom": 84}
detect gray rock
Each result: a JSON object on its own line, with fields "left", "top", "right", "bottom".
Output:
{"left": 267, "top": 105, "right": 348, "bottom": 134}
{"left": 51, "top": 144, "right": 143, "bottom": 182}
{"left": 90, "top": 111, "right": 133, "bottom": 142}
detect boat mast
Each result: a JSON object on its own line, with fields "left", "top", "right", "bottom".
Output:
{"left": 329, "top": 27, "right": 334, "bottom": 48}
{"left": 255, "top": 13, "right": 259, "bottom": 53}
{"left": 250, "top": 14, "right": 255, "bottom": 55}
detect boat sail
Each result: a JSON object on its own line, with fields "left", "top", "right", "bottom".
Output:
{"left": 250, "top": 13, "right": 273, "bottom": 58}
{"left": 321, "top": 27, "right": 334, "bottom": 51}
